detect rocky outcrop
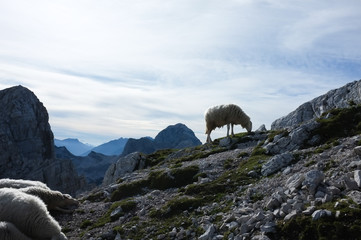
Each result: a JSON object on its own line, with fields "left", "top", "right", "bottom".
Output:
{"left": 121, "top": 123, "right": 201, "bottom": 156}
{"left": 102, "top": 152, "right": 146, "bottom": 186}
{"left": 0, "top": 86, "right": 83, "bottom": 195}
{"left": 272, "top": 79, "right": 361, "bottom": 130}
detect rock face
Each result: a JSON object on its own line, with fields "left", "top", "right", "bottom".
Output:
{"left": 0, "top": 86, "right": 83, "bottom": 195}
{"left": 102, "top": 152, "right": 146, "bottom": 186}
{"left": 121, "top": 123, "right": 201, "bottom": 156}
{"left": 271, "top": 80, "right": 361, "bottom": 130}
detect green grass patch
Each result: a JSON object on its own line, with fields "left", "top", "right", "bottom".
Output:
{"left": 92, "top": 198, "right": 137, "bottom": 229}
{"left": 150, "top": 196, "right": 203, "bottom": 218}
{"left": 145, "top": 149, "right": 177, "bottom": 167}
{"left": 275, "top": 199, "right": 361, "bottom": 240}
{"left": 111, "top": 165, "right": 199, "bottom": 201}
{"left": 312, "top": 105, "right": 361, "bottom": 144}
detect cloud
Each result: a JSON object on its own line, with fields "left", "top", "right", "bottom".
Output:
{"left": 0, "top": 0, "right": 360, "bottom": 145}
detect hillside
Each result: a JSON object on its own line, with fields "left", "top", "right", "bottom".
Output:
{"left": 57, "top": 100, "right": 361, "bottom": 239}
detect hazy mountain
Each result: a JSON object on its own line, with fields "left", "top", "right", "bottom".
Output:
{"left": 84, "top": 137, "right": 128, "bottom": 156}
{"left": 54, "top": 138, "right": 94, "bottom": 156}
{"left": 55, "top": 146, "right": 117, "bottom": 185}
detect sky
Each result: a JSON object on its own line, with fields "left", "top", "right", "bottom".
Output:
{"left": 0, "top": 0, "right": 360, "bottom": 146}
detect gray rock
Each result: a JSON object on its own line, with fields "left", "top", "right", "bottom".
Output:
{"left": 219, "top": 138, "right": 232, "bottom": 147}
{"left": 284, "top": 210, "right": 298, "bottom": 221}
{"left": 198, "top": 224, "right": 215, "bottom": 240}
{"left": 272, "top": 80, "right": 361, "bottom": 130}
{"left": 354, "top": 146, "right": 361, "bottom": 156}
{"left": 0, "top": 86, "right": 84, "bottom": 195}
{"left": 286, "top": 173, "right": 304, "bottom": 193}
{"left": 110, "top": 207, "right": 123, "bottom": 221}
{"left": 303, "top": 206, "right": 316, "bottom": 215}
{"left": 354, "top": 170, "right": 361, "bottom": 187}
{"left": 260, "top": 221, "right": 277, "bottom": 233}
{"left": 312, "top": 210, "right": 332, "bottom": 221}
{"left": 343, "top": 176, "right": 359, "bottom": 190}
{"left": 103, "top": 152, "right": 146, "bottom": 185}
{"left": 256, "top": 124, "right": 267, "bottom": 132}
{"left": 302, "top": 170, "right": 325, "bottom": 195}
{"left": 347, "top": 191, "right": 361, "bottom": 205}
{"left": 261, "top": 152, "right": 294, "bottom": 176}
{"left": 326, "top": 186, "right": 341, "bottom": 196}
{"left": 266, "top": 198, "right": 280, "bottom": 210}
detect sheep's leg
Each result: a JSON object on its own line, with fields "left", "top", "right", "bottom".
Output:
{"left": 231, "top": 123, "right": 235, "bottom": 137}
{"left": 206, "top": 133, "right": 212, "bottom": 143}
{"left": 226, "top": 124, "right": 230, "bottom": 137}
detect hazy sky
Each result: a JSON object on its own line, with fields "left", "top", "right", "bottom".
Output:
{"left": 0, "top": 0, "right": 360, "bottom": 145}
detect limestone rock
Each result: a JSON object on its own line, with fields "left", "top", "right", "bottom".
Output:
{"left": 103, "top": 152, "right": 146, "bottom": 185}
{"left": 265, "top": 120, "right": 319, "bottom": 155}
{"left": 312, "top": 209, "right": 332, "bottom": 221}
{"left": 0, "top": 86, "right": 83, "bottom": 195}
{"left": 302, "top": 170, "right": 325, "bottom": 195}
{"left": 347, "top": 191, "right": 361, "bottom": 205}
{"left": 354, "top": 146, "right": 361, "bottom": 156}
{"left": 198, "top": 224, "right": 215, "bottom": 240}
{"left": 272, "top": 80, "right": 361, "bottom": 130}
{"left": 261, "top": 152, "right": 294, "bottom": 176}
{"left": 354, "top": 170, "right": 361, "bottom": 187}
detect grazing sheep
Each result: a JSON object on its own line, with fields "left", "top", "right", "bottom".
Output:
{"left": 19, "top": 186, "right": 79, "bottom": 213}
{"left": 0, "top": 188, "right": 67, "bottom": 240}
{"left": 0, "top": 178, "right": 49, "bottom": 189}
{"left": 205, "top": 104, "right": 252, "bottom": 143}
{"left": 0, "top": 221, "right": 32, "bottom": 240}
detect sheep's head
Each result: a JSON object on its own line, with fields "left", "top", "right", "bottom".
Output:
{"left": 246, "top": 121, "right": 252, "bottom": 133}
{"left": 59, "top": 194, "right": 79, "bottom": 207}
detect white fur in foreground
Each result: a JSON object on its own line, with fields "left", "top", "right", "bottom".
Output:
{"left": 0, "top": 178, "right": 49, "bottom": 189}
{"left": 205, "top": 104, "right": 252, "bottom": 143}
{"left": 0, "top": 221, "right": 32, "bottom": 240}
{"left": 0, "top": 188, "right": 67, "bottom": 240}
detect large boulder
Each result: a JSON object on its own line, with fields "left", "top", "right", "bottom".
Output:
{"left": 103, "top": 152, "right": 146, "bottom": 185}
{"left": 272, "top": 80, "right": 361, "bottom": 130}
{"left": 0, "top": 85, "right": 84, "bottom": 195}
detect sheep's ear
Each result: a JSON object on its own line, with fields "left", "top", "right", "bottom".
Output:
{"left": 64, "top": 194, "right": 72, "bottom": 199}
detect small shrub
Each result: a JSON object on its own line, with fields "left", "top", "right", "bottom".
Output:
{"left": 80, "top": 219, "right": 92, "bottom": 229}
{"left": 110, "top": 179, "right": 148, "bottom": 202}
{"left": 150, "top": 196, "right": 203, "bottom": 218}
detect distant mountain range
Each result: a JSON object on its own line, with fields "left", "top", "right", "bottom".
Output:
{"left": 54, "top": 137, "right": 128, "bottom": 156}
{"left": 55, "top": 123, "right": 201, "bottom": 157}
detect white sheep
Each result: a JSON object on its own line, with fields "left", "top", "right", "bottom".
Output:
{"left": 0, "top": 188, "right": 67, "bottom": 240}
{"left": 0, "top": 178, "right": 49, "bottom": 189}
{"left": 205, "top": 104, "right": 252, "bottom": 143}
{"left": 19, "top": 186, "right": 79, "bottom": 213}
{"left": 0, "top": 221, "right": 32, "bottom": 240}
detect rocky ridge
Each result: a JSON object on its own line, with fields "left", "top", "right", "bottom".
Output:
{"left": 55, "top": 79, "right": 361, "bottom": 239}
{"left": 0, "top": 85, "right": 84, "bottom": 195}
{"left": 271, "top": 80, "right": 361, "bottom": 130}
